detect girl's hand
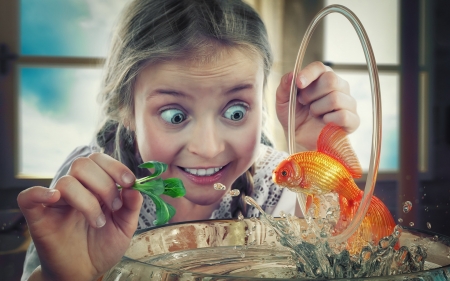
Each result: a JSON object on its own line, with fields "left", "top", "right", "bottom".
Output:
{"left": 17, "top": 153, "right": 143, "bottom": 281}
{"left": 276, "top": 61, "right": 360, "bottom": 151}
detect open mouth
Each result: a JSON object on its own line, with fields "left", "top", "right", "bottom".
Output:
{"left": 181, "top": 166, "right": 224, "bottom": 177}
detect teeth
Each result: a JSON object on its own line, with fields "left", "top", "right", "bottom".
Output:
{"left": 184, "top": 166, "right": 223, "bottom": 176}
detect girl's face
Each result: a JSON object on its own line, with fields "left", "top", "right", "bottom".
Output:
{"left": 133, "top": 48, "right": 264, "bottom": 207}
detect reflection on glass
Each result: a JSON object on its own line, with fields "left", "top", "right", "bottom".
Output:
{"left": 19, "top": 67, "right": 101, "bottom": 177}
{"left": 336, "top": 71, "right": 399, "bottom": 172}
{"left": 324, "top": 0, "right": 399, "bottom": 65}
{"left": 20, "top": 0, "right": 128, "bottom": 57}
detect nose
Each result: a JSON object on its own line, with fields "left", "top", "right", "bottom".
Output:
{"left": 187, "top": 119, "right": 225, "bottom": 159}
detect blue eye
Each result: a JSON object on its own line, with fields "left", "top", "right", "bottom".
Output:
{"left": 224, "top": 104, "right": 247, "bottom": 121}
{"left": 161, "top": 109, "right": 186, "bottom": 124}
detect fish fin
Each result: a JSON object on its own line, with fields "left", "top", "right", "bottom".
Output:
{"left": 366, "top": 195, "right": 396, "bottom": 244}
{"left": 305, "top": 194, "right": 321, "bottom": 217}
{"left": 305, "top": 194, "right": 313, "bottom": 214}
{"left": 336, "top": 191, "right": 397, "bottom": 254}
{"left": 317, "top": 123, "right": 362, "bottom": 179}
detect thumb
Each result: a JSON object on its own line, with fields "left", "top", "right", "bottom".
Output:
{"left": 112, "top": 188, "right": 143, "bottom": 237}
{"left": 17, "top": 186, "right": 61, "bottom": 224}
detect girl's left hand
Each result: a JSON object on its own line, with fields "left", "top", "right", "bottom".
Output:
{"left": 276, "top": 61, "right": 360, "bottom": 151}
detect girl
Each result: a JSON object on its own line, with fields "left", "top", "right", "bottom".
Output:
{"left": 18, "top": 0, "right": 359, "bottom": 280}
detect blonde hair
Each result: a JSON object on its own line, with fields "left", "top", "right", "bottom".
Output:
{"left": 96, "top": 0, "right": 273, "bottom": 216}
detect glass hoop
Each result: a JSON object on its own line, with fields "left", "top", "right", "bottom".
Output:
{"left": 287, "top": 4, "right": 382, "bottom": 244}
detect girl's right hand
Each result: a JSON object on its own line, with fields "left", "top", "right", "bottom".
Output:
{"left": 17, "top": 153, "right": 143, "bottom": 281}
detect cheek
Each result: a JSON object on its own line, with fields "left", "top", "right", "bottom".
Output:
{"left": 134, "top": 118, "right": 175, "bottom": 164}
{"left": 229, "top": 115, "right": 262, "bottom": 164}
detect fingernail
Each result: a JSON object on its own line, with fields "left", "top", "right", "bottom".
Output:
{"left": 112, "top": 197, "right": 123, "bottom": 211}
{"left": 122, "top": 172, "right": 135, "bottom": 184}
{"left": 45, "top": 189, "right": 56, "bottom": 198}
{"left": 96, "top": 214, "right": 106, "bottom": 228}
{"left": 285, "top": 72, "right": 293, "bottom": 84}
{"left": 298, "top": 75, "right": 307, "bottom": 87}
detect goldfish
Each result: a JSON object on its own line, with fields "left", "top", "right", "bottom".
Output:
{"left": 272, "top": 123, "right": 396, "bottom": 253}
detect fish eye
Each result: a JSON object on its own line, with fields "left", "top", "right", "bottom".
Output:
{"left": 224, "top": 104, "right": 247, "bottom": 121}
{"left": 161, "top": 109, "right": 186, "bottom": 124}
{"left": 281, "top": 170, "right": 287, "bottom": 177}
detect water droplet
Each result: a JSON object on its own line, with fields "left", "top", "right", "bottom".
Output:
{"left": 213, "top": 183, "right": 226, "bottom": 190}
{"left": 403, "top": 201, "right": 412, "bottom": 213}
{"left": 427, "top": 222, "right": 431, "bottom": 229}
{"left": 398, "top": 218, "right": 403, "bottom": 223}
{"left": 229, "top": 189, "right": 240, "bottom": 196}
{"left": 409, "top": 222, "right": 414, "bottom": 227}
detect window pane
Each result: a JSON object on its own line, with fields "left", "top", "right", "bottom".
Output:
{"left": 323, "top": 0, "right": 399, "bottom": 65}
{"left": 20, "top": 0, "right": 128, "bottom": 57}
{"left": 336, "top": 71, "right": 399, "bottom": 172}
{"left": 19, "top": 67, "right": 101, "bottom": 177}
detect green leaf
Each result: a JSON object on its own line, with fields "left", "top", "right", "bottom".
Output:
{"left": 145, "top": 192, "right": 170, "bottom": 226}
{"left": 166, "top": 202, "right": 176, "bottom": 219}
{"left": 163, "top": 178, "right": 186, "bottom": 198}
{"left": 134, "top": 178, "right": 165, "bottom": 195}
{"left": 118, "top": 161, "right": 185, "bottom": 226}
{"left": 137, "top": 161, "right": 167, "bottom": 180}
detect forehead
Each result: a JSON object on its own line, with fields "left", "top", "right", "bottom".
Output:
{"left": 135, "top": 46, "right": 264, "bottom": 88}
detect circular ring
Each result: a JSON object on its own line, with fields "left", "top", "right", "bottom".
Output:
{"left": 287, "top": 4, "right": 382, "bottom": 243}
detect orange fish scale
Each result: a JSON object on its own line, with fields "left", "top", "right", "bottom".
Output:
{"left": 288, "top": 152, "right": 360, "bottom": 199}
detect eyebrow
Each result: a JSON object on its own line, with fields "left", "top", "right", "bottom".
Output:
{"left": 145, "top": 89, "right": 186, "bottom": 100}
{"left": 227, "top": 83, "right": 254, "bottom": 94}
{"left": 146, "top": 83, "right": 254, "bottom": 99}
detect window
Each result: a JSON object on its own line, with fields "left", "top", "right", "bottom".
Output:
{"left": 0, "top": 0, "right": 128, "bottom": 189}
{"left": 250, "top": 0, "right": 431, "bottom": 179}
{"left": 0, "top": 0, "right": 430, "bottom": 190}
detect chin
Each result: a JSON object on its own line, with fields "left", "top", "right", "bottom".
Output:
{"left": 185, "top": 192, "right": 226, "bottom": 206}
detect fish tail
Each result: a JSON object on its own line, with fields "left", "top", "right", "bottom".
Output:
{"left": 366, "top": 195, "right": 396, "bottom": 245}
{"left": 335, "top": 192, "right": 396, "bottom": 254}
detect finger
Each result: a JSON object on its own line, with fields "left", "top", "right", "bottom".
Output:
{"left": 276, "top": 71, "right": 294, "bottom": 105}
{"left": 296, "top": 61, "right": 330, "bottom": 89}
{"left": 17, "top": 186, "right": 61, "bottom": 223}
{"left": 55, "top": 175, "right": 107, "bottom": 228}
{"left": 88, "top": 153, "right": 136, "bottom": 188}
{"left": 113, "top": 188, "right": 143, "bottom": 238}
{"left": 298, "top": 71, "right": 350, "bottom": 105}
{"left": 323, "top": 110, "right": 360, "bottom": 133}
{"left": 309, "top": 91, "right": 357, "bottom": 117}
{"left": 68, "top": 153, "right": 135, "bottom": 212}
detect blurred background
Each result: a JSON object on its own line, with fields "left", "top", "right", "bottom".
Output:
{"left": 0, "top": 0, "right": 449, "bottom": 280}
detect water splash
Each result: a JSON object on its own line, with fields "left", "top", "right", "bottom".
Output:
{"left": 213, "top": 183, "right": 226, "bottom": 190}
{"left": 403, "top": 201, "right": 413, "bottom": 213}
{"left": 244, "top": 196, "right": 428, "bottom": 279}
{"left": 229, "top": 189, "right": 240, "bottom": 197}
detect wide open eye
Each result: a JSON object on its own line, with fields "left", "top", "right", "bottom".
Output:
{"left": 281, "top": 170, "right": 288, "bottom": 177}
{"left": 223, "top": 104, "right": 247, "bottom": 121}
{"left": 161, "top": 109, "right": 186, "bottom": 124}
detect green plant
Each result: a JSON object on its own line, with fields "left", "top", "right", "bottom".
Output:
{"left": 118, "top": 161, "right": 186, "bottom": 225}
